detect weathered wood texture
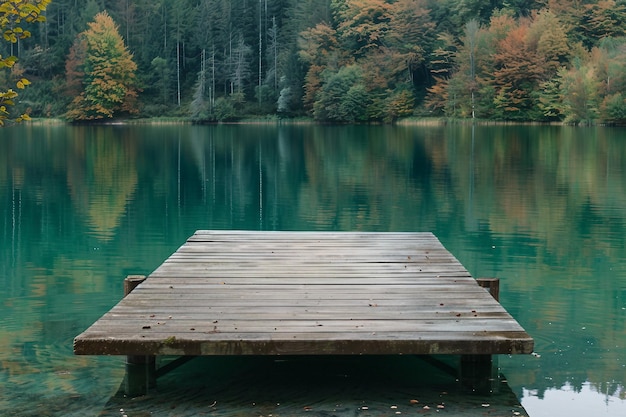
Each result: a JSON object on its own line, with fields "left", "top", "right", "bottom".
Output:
{"left": 74, "top": 231, "right": 533, "bottom": 357}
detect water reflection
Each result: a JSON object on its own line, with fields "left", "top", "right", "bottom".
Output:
{"left": 1, "top": 124, "right": 625, "bottom": 416}
{"left": 523, "top": 382, "right": 626, "bottom": 417}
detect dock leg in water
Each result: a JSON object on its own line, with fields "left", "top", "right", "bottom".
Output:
{"left": 460, "top": 354, "right": 499, "bottom": 394}
{"left": 461, "top": 278, "right": 501, "bottom": 393}
{"left": 123, "top": 275, "right": 156, "bottom": 396}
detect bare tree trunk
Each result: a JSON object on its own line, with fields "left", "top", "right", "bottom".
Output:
{"left": 465, "top": 19, "right": 479, "bottom": 119}
{"left": 259, "top": 0, "right": 262, "bottom": 101}
{"left": 177, "top": 42, "right": 181, "bottom": 107}
{"left": 270, "top": 16, "right": 278, "bottom": 90}
{"left": 211, "top": 47, "right": 216, "bottom": 109}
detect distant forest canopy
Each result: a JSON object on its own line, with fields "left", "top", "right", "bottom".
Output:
{"left": 4, "top": 0, "right": 626, "bottom": 124}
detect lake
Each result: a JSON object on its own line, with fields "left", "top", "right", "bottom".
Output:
{"left": 1, "top": 123, "right": 625, "bottom": 416}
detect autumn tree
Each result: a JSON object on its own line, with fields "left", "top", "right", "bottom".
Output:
{"left": 559, "top": 61, "right": 601, "bottom": 124}
{"left": 0, "top": 0, "right": 49, "bottom": 125}
{"left": 579, "top": 0, "right": 626, "bottom": 48}
{"left": 592, "top": 38, "right": 626, "bottom": 124}
{"left": 333, "top": 0, "right": 391, "bottom": 58}
{"left": 527, "top": 10, "right": 570, "bottom": 74}
{"left": 298, "top": 22, "right": 341, "bottom": 111}
{"left": 65, "top": 11, "right": 138, "bottom": 121}
{"left": 491, "top": 20, "right": 546, "bottom": 120}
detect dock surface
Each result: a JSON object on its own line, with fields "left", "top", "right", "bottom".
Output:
{"left": 74, "top": 231, "right": 533, "bottom": 357}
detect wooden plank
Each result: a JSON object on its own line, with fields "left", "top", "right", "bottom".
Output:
{"left": 75, "top": 331, "right": 533, "bottom": 356}
{"left": 74, "top": 231, "right": 533, "bottom": 358}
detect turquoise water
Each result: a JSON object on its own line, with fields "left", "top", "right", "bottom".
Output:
{"left": 1, "top": 124, "right": 625, "bottom": 416}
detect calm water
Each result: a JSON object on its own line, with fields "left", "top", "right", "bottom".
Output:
{"left": 1, "top": 123, "right": 625, "bottom": 416}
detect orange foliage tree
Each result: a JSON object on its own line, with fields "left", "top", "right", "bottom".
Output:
{"left": 491, "top": 20, "right": 546, "bottom": 119}
{"left": 65, "top": 11, "right": 138, "bottom": 121}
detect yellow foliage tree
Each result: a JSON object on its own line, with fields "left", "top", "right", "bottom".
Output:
{"left": 0, "top": 0, "right": 49, "bottom": 125}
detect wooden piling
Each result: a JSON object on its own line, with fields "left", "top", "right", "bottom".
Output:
{"left": 124, "top": 274, "right": 147, "bottom": 296}
{"left": 461, "top": 278, "right": 501, "bottom": 392}
{"left": 477, "top": 277, "right": 500, "bottom": 301}
{"left": 123, "top": 275, "right": 156, "bottom": 397}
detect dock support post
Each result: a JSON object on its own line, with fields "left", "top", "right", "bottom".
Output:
{"left": 461, "top": 278, "right": 501, "bottom": 393}
{"left": 123, "top": 275, "right": 156, "bottom": 397}
{"left": 460, "top": 354, "right": 498, "bottom": 394}
{"left": 476, "top": 278, "right": 500, "bottom": 302}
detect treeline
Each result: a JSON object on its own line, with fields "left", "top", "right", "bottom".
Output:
{"left": 5, "top": 0, "right": 626, "bottom": 123}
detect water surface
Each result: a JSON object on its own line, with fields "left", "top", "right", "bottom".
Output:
{"left": 1, "top": 124, "right": 625, "bottom": 416}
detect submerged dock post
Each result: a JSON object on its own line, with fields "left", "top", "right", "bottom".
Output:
{"left": 123, "top": 275, "right": 156, "bottom": 397}
{"left": 460, "top": 278, "right": 501, "bottom": 393}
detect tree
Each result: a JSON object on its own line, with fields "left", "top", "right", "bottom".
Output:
{"left": 149, "top": 56, "right": 171, "bottom": 106}
{"left": 560, "top": 62, "right": 600, "bottom": 124}
{"left": 313, "top": 64, "right": 367, "bottom": 122}
{"left": 527, "top": 10, "right": 570, "bottom": 74}
{"left": 334, "top": 0, "right": 391, "bottom": 58}
{"left": 230, "top": 32, "right": 252, "bottom": 95}
{"left": 298, "top": 22, "right": 341, "bottom": 111}
{"left": 464, "top": 19, "right": 479, "bottom": 118}
{"left": 387, "top": 0, "right": 435, "bottom": 93}
{"left": 190, "top": 67, "right": 208, "bottom": 120}
{"left": 537, "top": 77, "right": 565, "bottom": 121}
{"left": 579, "top": 0, "right": 626, "bottom": 48}
{"left": 491, "top": 20, "right": 546, "bottom": 120}
{"left": 65, "top": 11, "right": 138, "bottom": 121}
{"left": 0, "top": 0, "right": 50, "bottom": 125}
{"left": 600, "top": 92, "right": 626, "bottom": 124}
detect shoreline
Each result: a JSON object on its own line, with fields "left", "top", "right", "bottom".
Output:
{"left": 22, "top": 116, "right": 622, "bottom": 127}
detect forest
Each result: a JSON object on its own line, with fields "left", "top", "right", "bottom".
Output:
{"left": 2, "top": 0, "right": 626, "bottom": 124}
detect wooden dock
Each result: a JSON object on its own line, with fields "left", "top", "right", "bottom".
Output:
{"left": 74, "top": 231, "right": 533, "bottom": 394}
